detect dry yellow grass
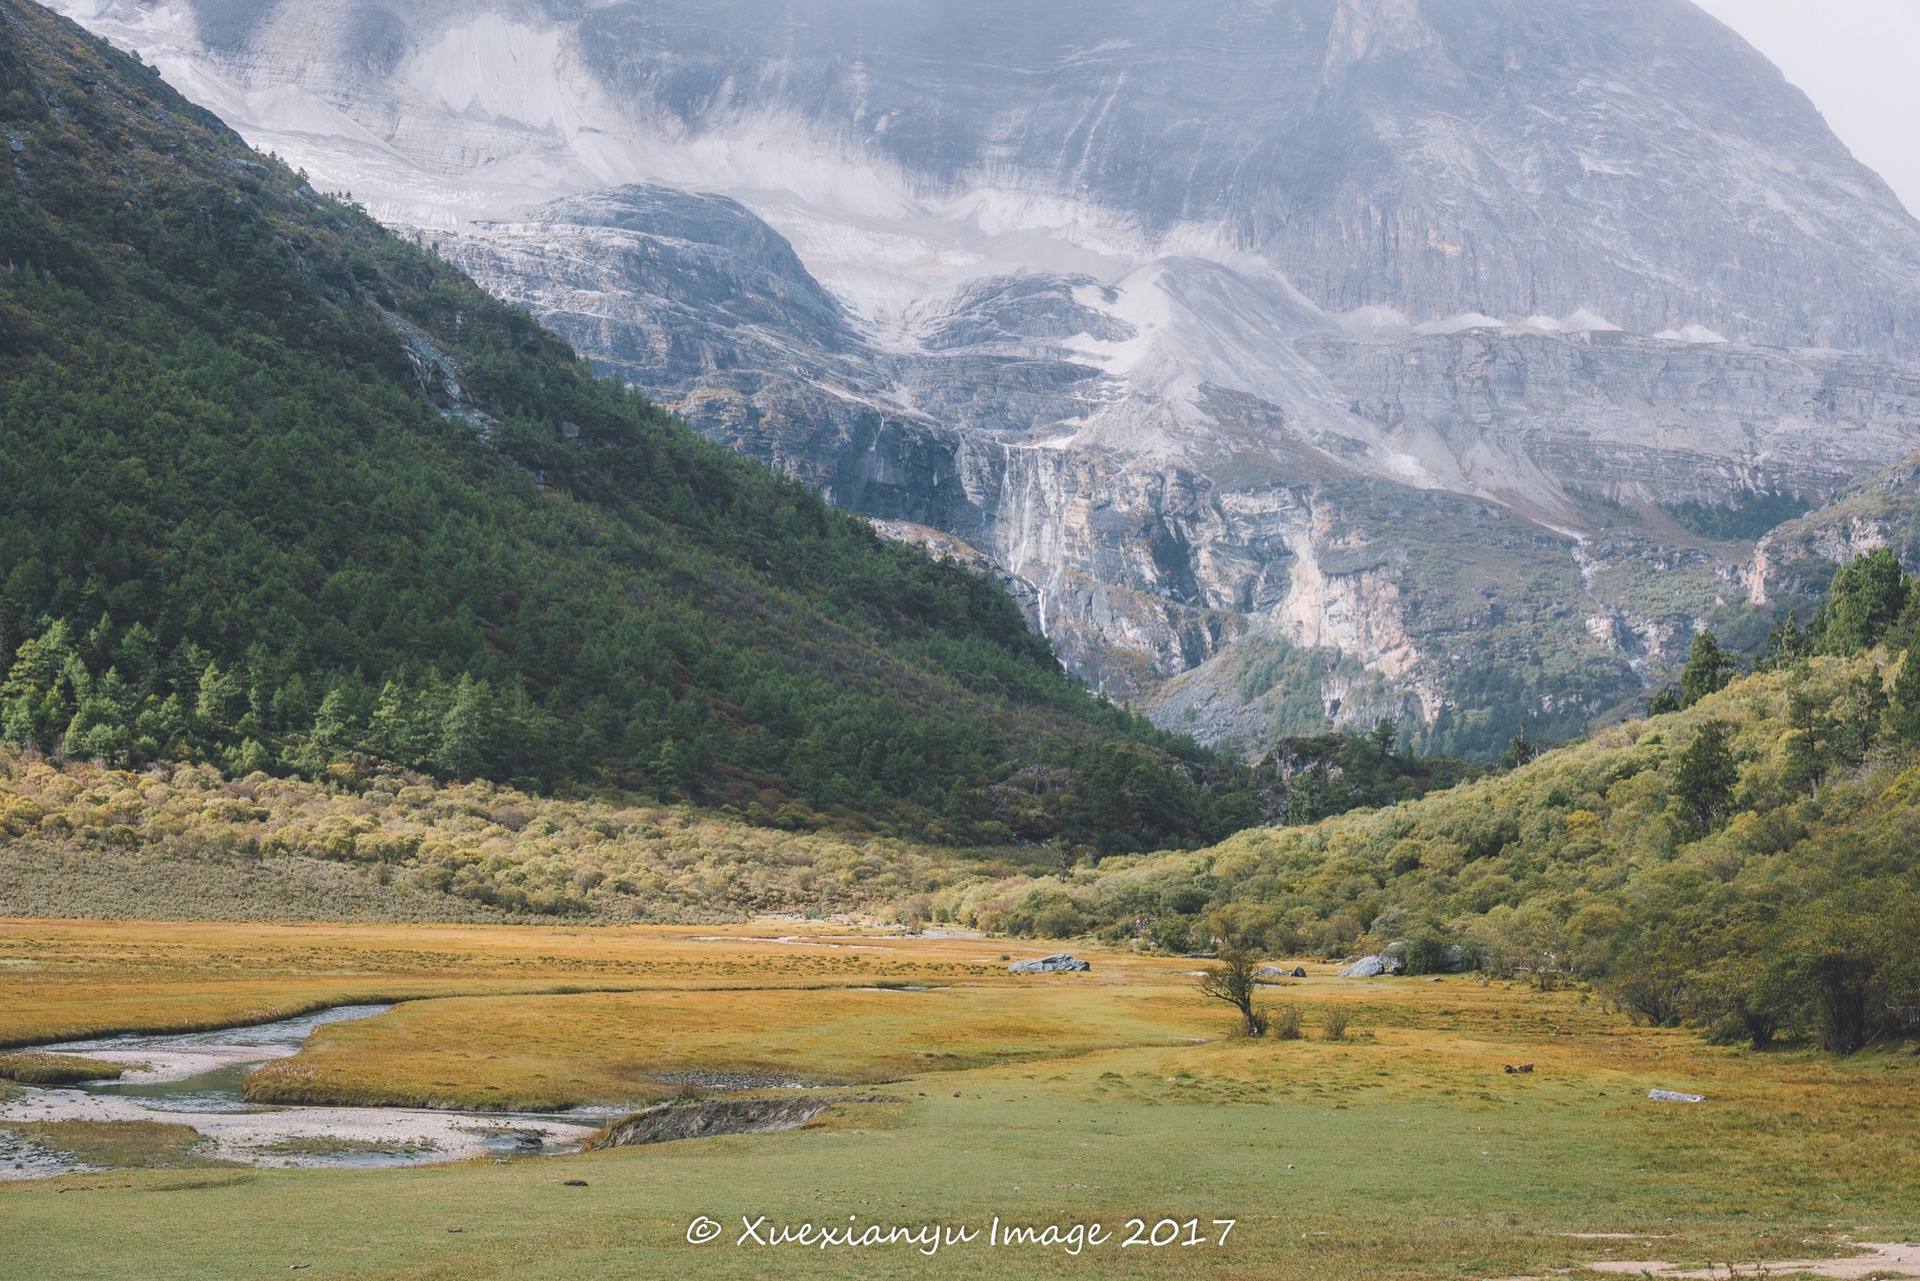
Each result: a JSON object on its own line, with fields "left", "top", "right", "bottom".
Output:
{"left": 245, "top": 982, "right": 1209, "bottom": 1109}
{"left": 0, "top": 916, "right": 1091, "bottom": 1048}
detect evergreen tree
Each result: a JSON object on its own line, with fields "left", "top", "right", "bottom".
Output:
{"left": 435, "top": 675, "right": 488, "bottom": 780}
{"left": 195, "top": 662, "right": 245, "bottom": 740}
{"left": 309, "top": 687, "right": 356, "bottom": 756}
{"left": 1832, "top": 671, "right": 1888, "bottom": 768}
{"left": 1890, "top": 639, "right": 1920, "bottom": 743}
{"left": 1678, "top": 631, "right": 1737, "bottom": 708}
{"left": 1753, "top": 609, "right": 1808, "bottom": 673}
{"left": 1370, "top": 716, "right": 1398, "bottom": 760}
{"left": 1499, "top": 726, "right": 1544, "bottom": 770}
{"left": 1671, "top": 719, "right": 1738, "bottom": 836}
{"left": 1819, "top": 548, "right": 1909, "bottom": 654}
{"left": 1782, "top": 684, "right": 1832, "bottom": 798}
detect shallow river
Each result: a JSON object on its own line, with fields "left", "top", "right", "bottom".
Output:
{"left": 0, "top": 1006, "right": 617, "bottom": 1180}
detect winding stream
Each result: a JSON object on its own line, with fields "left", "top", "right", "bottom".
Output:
{"left": 0, "top": 1006, "right": 617, "bottom": 1180}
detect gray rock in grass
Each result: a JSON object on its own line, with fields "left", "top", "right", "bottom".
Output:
{"left": 1008, "top": 953, "right": 1090, "bottom": 973}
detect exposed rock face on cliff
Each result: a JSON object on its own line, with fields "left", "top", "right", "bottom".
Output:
{"left": 54, "top": 0, "right": 1920, "bottom": 755}
{"left": 1743, "top": 454, "right": 1920, "bottom": 611}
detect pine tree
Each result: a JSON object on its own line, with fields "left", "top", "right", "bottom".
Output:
{"left": 1889, "top": 639, "right": 1920, "bottom": 743}
{"left": 1671, "top": 719, "right": 1738, "bottom": 835}
{"left": 1679, "top": 631, "right": 1736, "bottom": 708}
{"left": 1832, "top": 671, "right": 1888, "bottom": 768}
{"left": 1754, "top": 609, "right": 1808, "bottom": 673}
{"left": 1782, "top": 686, "right": 1832, "bottom": 798}
{"left": 1821, "top": 548, "right": 1909, "bottom": 654}
{"left": 434, "top": 675, "right": 488, "bottom": 780}
{"left": 1371, "top": 716, "right": 1398, "bottom": 761}
{"left": 194, "top": 662, "right": 246, "bottom": 739}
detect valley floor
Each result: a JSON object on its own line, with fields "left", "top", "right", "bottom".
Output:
{"left": 0, "top": 918, "right": 1914, "bottom": 1280}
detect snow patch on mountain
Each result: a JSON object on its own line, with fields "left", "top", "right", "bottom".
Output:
{"left": 1655, "top": 323, "right": 1731, "bottom": 345}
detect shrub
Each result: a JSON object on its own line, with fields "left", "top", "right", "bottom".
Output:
{"left": 1032, "top": 902, "right": 1087, "bottom": 939}
{"left": 1150, "top": 914, "right": 1194, "bottom": 953}
{"left": 1321, "top": 1007, "right": 1350, "bottom": 1040}
{"left": 1401, "top": 933, "right": 1452, "bottom": 976}
{"left": 1272, "top": 1004, "right": 1302, "bottom": 1040}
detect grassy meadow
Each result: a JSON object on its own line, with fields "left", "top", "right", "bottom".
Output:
{"left": 1, "top": 918, "right": 1916, "bottom": 1279}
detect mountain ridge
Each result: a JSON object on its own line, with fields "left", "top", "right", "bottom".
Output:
{"left": 42, "top": 0, "right": 1920, "bottom": 758}
{"left": 0, "top": 0, "right": 1279, "bottom": 853}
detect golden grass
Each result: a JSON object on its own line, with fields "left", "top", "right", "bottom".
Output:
{"left": 0, "top": 1051, "right": 123, "bottom": 1084}
{"left": 0, "top": 919, "right": 1916, "bottom": 1279}
{"left": 245, "top": 982, "right": 1202, "bottom": 1109}
{"left": 0, "top": 916, "right": 993, "bottom": 1047}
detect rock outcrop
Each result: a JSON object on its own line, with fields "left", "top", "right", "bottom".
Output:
{"left": 1008, "top": 953, "right": 1091, "bottom": 974}
{"left": 590, "top": 1097, "right": 832, "bottom": 1148}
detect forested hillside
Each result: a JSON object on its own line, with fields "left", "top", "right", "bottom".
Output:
{"left": 951, "top": 551, "right": 1920, "bottom": 1054}
{"left": 0, "top": 0, "right": 1259, "bottom": 853}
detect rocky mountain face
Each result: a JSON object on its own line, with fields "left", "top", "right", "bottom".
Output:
{"left": 1742, "top": 453, "right": 1920, "bottom": 613}
{"left": 53, "top": 0, "right": 1920, "bottom": 756}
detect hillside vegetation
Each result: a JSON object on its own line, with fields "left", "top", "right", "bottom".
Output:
{"left": 0, "top": 748, "right": 1014, "bottom": 922}
{"left": 947, "top": 551, "right": 1920, "bottom": 1054}
{"left": 0, "top": 0, "right": 1261, "bottom": 854}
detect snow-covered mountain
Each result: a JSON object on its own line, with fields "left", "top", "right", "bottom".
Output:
{"left": 54, "top": 0, "right": 1920, "bottom": 755}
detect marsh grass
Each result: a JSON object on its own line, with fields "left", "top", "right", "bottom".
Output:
{"left": 0, "top": 923, "right": 1918, "bottom": 1278}
{"left": 257, "top": 1135, "right": 439, "bottom": 1157}
{"left": 1321, "top": 1006, "right": 1351, "bottom": 1040}
{"left": 0, "top": 918, "right": 1043, "bottom": 1052}
{"left": 0, "top": 1052, "right": 125, "bottom": 1085}
{"left": 6, "top": 1120, "right": 234, "bottom": 1170}
{"left": 240, "top": 983, "right": 1199, "bottom": 1110}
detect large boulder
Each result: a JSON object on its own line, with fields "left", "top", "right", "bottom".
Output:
{"left": 1009, "top": 953, "right": 1090, "bottom": 973}
{"left": 1338, "top": 956, "right": 1387, "bottom": 978}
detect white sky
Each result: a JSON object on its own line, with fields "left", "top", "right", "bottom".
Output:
{"left": 1692, "top": 0, "right": 1920, "bottom": 216}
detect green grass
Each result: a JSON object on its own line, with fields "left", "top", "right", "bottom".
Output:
{"left": 3, "top": 1042, "right": 1914, "bottom": 1280}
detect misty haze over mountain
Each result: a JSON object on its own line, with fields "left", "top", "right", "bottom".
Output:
{"left": 59, "top": 0, "right": 1920, "bottom": 757}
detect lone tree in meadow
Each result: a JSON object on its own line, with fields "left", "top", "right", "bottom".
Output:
{"left": 1197, "top": 947, "right": 1268, "bottom": 1036}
